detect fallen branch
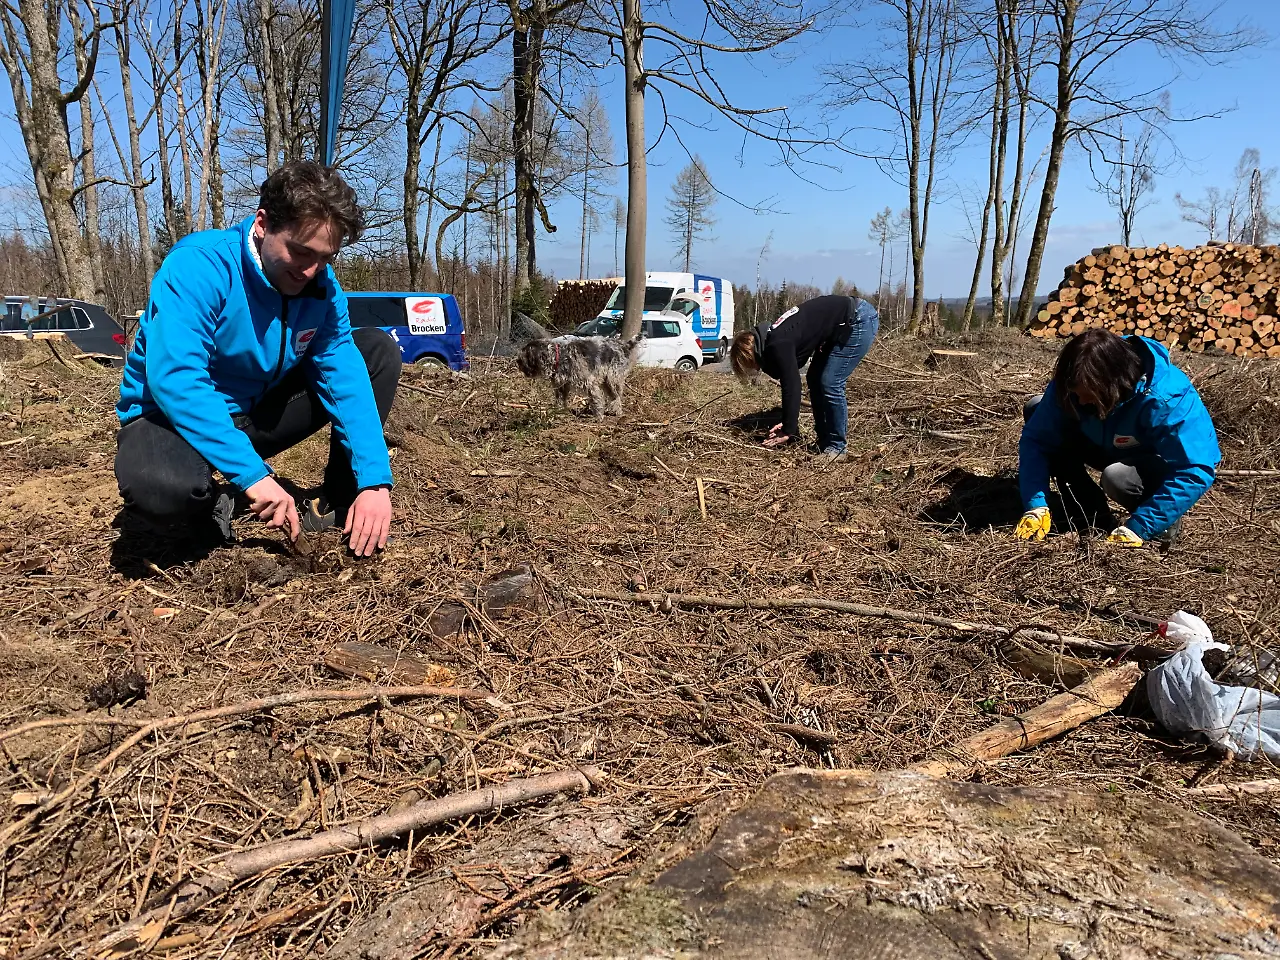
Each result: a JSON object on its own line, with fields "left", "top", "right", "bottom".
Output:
{"left": 399, "top": 380, "right": 447, "bottom": 398}
{"left": 0, "top": 684, "right": 503, "bottom": 855}
{"left": 1184, "top": 778, "right": 1280, "bottom": 798}
{"left": 924, "top": 428, "right": 980, "bottom": 443}
{"left": 909, "top": 663, "right": 1143, "bottom": 778}
{"left": 767, "top": 723, "right": 840, "bottom": 748}
{"left": 572, "top": 588, "right": 1155, "bottom": 658}
{"left": 95, "top": 767, "right": 600, "bottom": 953}
{"left": 1218, "top": 469, "right": 1280, "bottom": 479}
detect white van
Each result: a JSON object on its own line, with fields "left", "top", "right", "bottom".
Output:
{"left": 596, "top": 272, "right": 736, "bottom": 363}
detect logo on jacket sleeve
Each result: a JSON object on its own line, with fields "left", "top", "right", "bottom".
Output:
{"left": 1113, "top": 435, "right": 1141, "bottom": 449}
{"left": 295, "top": 328, "right": 318, "bottom": 353}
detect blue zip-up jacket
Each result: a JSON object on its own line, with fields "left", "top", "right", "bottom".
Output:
{"left": 1019, "top": 336, "right": 1220, "bottom": 540}
{"left": 117, "top": 217, "right": 393, "bottom": 493}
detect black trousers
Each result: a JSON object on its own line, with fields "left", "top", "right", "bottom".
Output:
{"left": 115, "top": 327, "right": 400, "bottom": 528}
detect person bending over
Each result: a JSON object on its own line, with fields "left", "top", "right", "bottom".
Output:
{"left": 114, "top": 160, "right": 399, "bottom": 557}
{"left": 1016, "top": 329, "right": 1220, "bottom": 548}
{"left": 728, "top": 295, "right": 879, "bottom": 459}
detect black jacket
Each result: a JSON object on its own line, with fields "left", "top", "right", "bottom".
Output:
{"left": 754, "top": 295, "right": 853, "bottom": 437}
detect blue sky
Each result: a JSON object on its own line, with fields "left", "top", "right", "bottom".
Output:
{"left": 535, "top": 0, "right": 1280, "bottom": 296}
{"left": 0, "top": 0, "right": 1275, "bottom": 299}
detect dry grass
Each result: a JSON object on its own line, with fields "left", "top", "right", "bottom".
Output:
{"left": 0, "top": 329, "right": 1278, "bottom": 958}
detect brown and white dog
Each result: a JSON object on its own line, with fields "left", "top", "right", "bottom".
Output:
{"left": 515, "top": 335, "right": 643, "bottom": 419}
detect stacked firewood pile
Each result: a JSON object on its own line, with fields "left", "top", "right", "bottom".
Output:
{"left": 1029, "top": 243, "right": 1280, "bottom": 359}
{"left": 548, "top": 279, "right": 619, "bottom": 331}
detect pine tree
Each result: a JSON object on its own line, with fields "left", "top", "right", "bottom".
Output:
{"left": 664, "top": 155, "right": 717, "bottom": 271}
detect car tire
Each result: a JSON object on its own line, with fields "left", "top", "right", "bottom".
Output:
{"left": 674, "top": 357, "right": 699, "bottom": 372}
{"left": 715, "top": 337, "right": 729, "bottom": 361}
{"left": 415, "top": 355, "right": 448, "bottom": 369}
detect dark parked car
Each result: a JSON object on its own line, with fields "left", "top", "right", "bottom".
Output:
{"left": 2, "top": 297, "right": 129, "bottom": 366}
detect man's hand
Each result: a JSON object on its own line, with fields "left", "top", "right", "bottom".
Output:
{"left": 762, "top": 423, "right": 791, "bottom": 448}
{"left": 246, "top": 475, "right": 300, "bottom": 541}
{"left": 1106, "top": 525, "right": 1144, "bottom": 548}
{"left": 345, "top": 487, "right": 392, "bottom": 557}
{"left": 1014, "top": 507, "right": 1051, "bottom": 542}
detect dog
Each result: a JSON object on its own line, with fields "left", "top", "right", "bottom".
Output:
{"left": 516, "top": 335, "right": 643, "bottom": 419}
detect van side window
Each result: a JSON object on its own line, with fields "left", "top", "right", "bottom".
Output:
{"left": 2, "top": 303, "right": 21, "bottom": 330}
{"left": 71, "top": 307, "right": 92, "bottom": 330}
{"left": 347, "top": 297, "right": 406, "bottom": 328}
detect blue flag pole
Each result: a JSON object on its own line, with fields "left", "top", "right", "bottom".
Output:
{"left": 319, "top": 0, "right": 356, "bottom": 166}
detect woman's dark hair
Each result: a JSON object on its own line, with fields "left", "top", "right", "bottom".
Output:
{"left": 1053, "top": 329, "right": 1145, "bottom": 417}
{"left": 257, "top": 160, "right": 364, "bottom": 246}
{"left": 729, "top": 330, "right": 759, "bottom": 378}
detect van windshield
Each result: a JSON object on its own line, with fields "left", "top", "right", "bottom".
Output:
{"left": 604, "top": 286, "right": 674, "bottom": 312}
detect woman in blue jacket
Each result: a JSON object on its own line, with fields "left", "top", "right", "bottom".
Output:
{"left": 1016, "top": 329, "right": 1220, "bottom": 547}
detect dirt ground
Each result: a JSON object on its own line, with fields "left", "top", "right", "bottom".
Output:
{"left": 0, "top": 328, "right": 1278, "bottom": 958}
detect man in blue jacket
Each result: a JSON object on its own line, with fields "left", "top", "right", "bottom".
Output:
{"left": 115, "top": 160, "right": 398, "bottom": 557}
{"left": 1015, "top": 329, "right": 1220, "bottom": 547}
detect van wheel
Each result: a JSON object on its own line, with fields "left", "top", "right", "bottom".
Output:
{"left": 415, "top": 355, "right": 447, "bottom": 369}
{"left": 674, "top": 357, "right": 699, "bottom": 372}
{"left": 715, "top": 337, "right": 729, "bottom": 361}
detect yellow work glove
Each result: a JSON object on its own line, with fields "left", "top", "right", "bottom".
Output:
{"left": 1015, "top": 507, "right": 1051, "bottom": 541}
{"left": 1106, "top": 525, "right": 1144, "bottom": 548}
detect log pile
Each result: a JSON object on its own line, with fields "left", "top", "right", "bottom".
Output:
{"left": 1029, "top": 243, "right": 1280, "bottom": 359}
{"left": 548, "top": 279, "right": 619, "bottom": 331}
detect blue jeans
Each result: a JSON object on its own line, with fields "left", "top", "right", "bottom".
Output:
{"left": 807, "top": 298, "right": 879, "bottom": 453}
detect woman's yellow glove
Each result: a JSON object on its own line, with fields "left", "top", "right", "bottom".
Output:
{"left": 1106, "top": 525, "right": 1144, "bottom": 547}
{"left": 1015, "top": 507, "right": 1051, "bottom": 541}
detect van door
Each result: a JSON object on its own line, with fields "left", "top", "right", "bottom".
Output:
{"left": 647, "top": 317, "right": 686, "bottom": 367}
{"left": 691, "top": 275, "right": 721, "bottom": 344}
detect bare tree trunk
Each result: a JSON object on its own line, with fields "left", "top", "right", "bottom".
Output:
{"left": 1015, "top": 0, "right": 1076, "bottom": 329}
{"left": 172, "top": 3, "right": 194, "bottom": 235}
{"left": 146, "top": 27, "right": 179, "bottom": 247}
{"left": 114, "top": 6, "right": 154, "bottom": 282}
{"left": 422, "top": 117, "right": 446, "bottom": 284}
{"left": 579, "top": 120, "right": 590, "bottom": 278}
{"left": 991, "top": 0, "right": 1031, "bottom": 328}
{"left": 192, "top": 0, "right": 228, "bottom": 232}
{"left": 511, "top": 3, "right": 541, "bottom": 299}
{"left": 209, "top": 78, "right": 225, "bottom": 228}
{"left": 620, "top": 0, "right": 645, "bottom": 340}
{"left": 963, "top": 4, "right": 1005, "bottom": 332}
{"left": 69, "top": 4, "right": 105, "bottom": 301}
{"left": 0, "top": 0, "right": 99, "bottom": 298}
{"left": 258, "top": 0, "right": 281, "bottom": 172}
{"left": 403, "top": 112, "right": 423, "bottom": 286}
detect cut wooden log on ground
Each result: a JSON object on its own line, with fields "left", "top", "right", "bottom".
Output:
{"left": 908, "top": 663, "right": 1143, "bottom": 778}
{"left": 997, "top": 637, "right": 1097, "bottom": 689}
{"left": 324, "top": 642, "right": 457, "bottom": 687}
{"left": 95, "top": 767, "right": 601, "bottom": 953}
{"left": 1185, "top": 778, "right": 1280, "bottom": 798}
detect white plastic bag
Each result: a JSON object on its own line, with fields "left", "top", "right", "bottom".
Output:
{"left": 1147, "top": 611, "right": 1280, "bottom": 760}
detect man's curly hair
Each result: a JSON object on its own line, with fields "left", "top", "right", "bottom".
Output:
{"left": 257, "top": 160, "right": 364, "bottom": 246}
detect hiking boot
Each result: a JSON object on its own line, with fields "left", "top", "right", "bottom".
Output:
{"left": 817, "top": 447, "right": 847, "bottom": 463}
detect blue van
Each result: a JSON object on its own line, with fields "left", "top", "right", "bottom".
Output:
{"left": 345, "top": 291, "right": 468, "bottom": 370}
